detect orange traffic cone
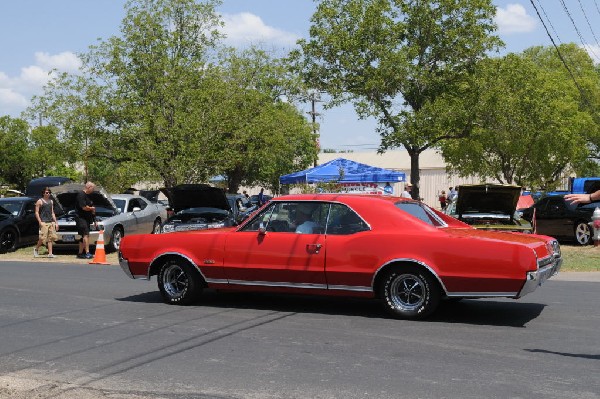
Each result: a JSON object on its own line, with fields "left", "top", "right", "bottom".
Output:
{"left": 89, "top": 230, "right": 110, "bottom": 265}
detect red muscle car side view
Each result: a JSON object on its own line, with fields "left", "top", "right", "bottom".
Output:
{"left": 118, "top": 194, "right": 562, "bottom": 320}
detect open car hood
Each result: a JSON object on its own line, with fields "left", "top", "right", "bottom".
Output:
{"left": 50, "top": 183, "right": 117, "bottom": 214}
{"left": 455, "top": 184, "right": 522, "bottom": 219}
{"left": 165, "top": 184, "right": 230, "bottom": 213}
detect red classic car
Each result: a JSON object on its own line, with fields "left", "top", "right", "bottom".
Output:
{"left": 118, "top": 194, "right": 562, "bottom": 320}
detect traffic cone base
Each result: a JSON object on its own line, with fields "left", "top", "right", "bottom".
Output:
{"left": 90, "top": 230, "right": 110, "bottom": 265}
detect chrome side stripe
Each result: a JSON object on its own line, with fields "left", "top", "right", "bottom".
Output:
{"left": 205, "top": 278, "right": 371, "bottom": 292}
{"left": 328, "top": 284, "right": 371, "bottom": 292}
{"left": 446, "top": 292, "right": 518, "bottom": 298}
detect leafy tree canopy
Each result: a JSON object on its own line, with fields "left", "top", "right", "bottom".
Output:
{"left": 440, "top": 45, "right": 599, "bottom": 189}
{"left": 293, "top": 0, "right": 501, "bottom": 198}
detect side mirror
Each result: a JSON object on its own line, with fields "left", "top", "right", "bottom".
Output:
{"left": 132, "top": 207, "right": 141, "bottom": 212}
{"left": 258, "top": 222, "right": 267, "bottom": 235}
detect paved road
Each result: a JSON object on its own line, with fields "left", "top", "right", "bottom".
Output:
{"left": 0, "top": 260, "right": 598, "bottom": 399}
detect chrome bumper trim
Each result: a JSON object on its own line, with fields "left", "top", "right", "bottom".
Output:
{"left": 518, "top": 257, "right": 562, "bottom": 298}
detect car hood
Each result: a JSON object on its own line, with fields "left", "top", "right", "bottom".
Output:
{"left": 50, "top": 183, "right": 117, "bottom": 214}
{"left": 455, "top": 184, "right": 521, "bottom": 219}
{"left": 166, "top": 184, "right": 230, "bottom": 213}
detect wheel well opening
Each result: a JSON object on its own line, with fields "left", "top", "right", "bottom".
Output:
{"left": 150, "top": 254, "right": 208, "bottom": 288}
{"left": 373, "top": 261, "right": 445, "bottom": 299}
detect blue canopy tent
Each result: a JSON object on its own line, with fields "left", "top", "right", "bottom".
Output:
{"left": 279, "top": 158, "right": 405, "bottom": 184}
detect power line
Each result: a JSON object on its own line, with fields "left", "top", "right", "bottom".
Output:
{"left": 529, "top": 0, "right": 586, "bottom": 96}
{"left": 577, "top": 0, "right": 600, "bottom": 47}
{"left": 558, "top": 0, "right": 600, "bottom": 61}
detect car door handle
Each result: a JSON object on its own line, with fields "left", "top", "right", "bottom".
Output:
{"left": 307, "top": 243, "right": 322, "bottom": 254}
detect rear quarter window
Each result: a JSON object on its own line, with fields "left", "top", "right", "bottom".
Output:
{"left": 395, "top": 202, "right": 445, "bottom": 227}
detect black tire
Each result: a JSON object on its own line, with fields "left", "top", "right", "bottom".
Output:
{"left": 574, "top": 221, "right": 591, "bottom": 246}
{"left": 379, "top": 266, "right": 441, "bottom": 320}
{"left": 152, "top": 219, "right": 161, "bottom": 234}
{"left": 157, "top": 259, "right": 203, "bottom": 305}
{"left": 107, "top": 227, "right": 124, "bottom": 252}
{"left": 0, "top": 228, "right": 18, "bottom": 254}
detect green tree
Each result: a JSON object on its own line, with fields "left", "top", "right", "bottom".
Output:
{"left": 0, "top": 116, "right": 77, "bottom": 190}
{"left": 294, "top": 0, "right": 501, "bottom": 199}
{"left": 0, "top": 116, "right": 32, "bottom": 190}
{"left": 440, "top": 45, "right": 599, "bottom": 189}
{"left": 82, "top": 0, "right": 225, "bottom": 189}
{"left": 29, "top": 0, "right": 315, "bottom": 194}
{"left": 205, "top": 47, "right": 316, "bottom": 193}
{"left": 523, "top": 44, "right": 600, "bottom": 179}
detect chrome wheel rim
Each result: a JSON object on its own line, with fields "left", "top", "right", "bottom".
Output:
{"left": 389, "top": 274, "right": 426, "bottom": 311}
{"left": 575, "top": 223, "right": 590, "bottom": 245}
{"left": 112, "top": 230, "right": 122, "bottom": 250}
{"left": 152, "top": 221, "right": 161, "bottom": 234}
{"left": 162, "top": 263, "right": 188, "bottom": 298}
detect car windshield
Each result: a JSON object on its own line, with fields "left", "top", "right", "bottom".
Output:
{"left": 395, "top": 201, "right": 445, "bottom": 227}
{"left": 0, "top": 202, "right": 22, "bottom": 216}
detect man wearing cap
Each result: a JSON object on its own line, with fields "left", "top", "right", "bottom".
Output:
{"left": 294, "top": 203, "right": 319, "bottom": 234}
{"left": 401, "top": 183, "right": 413, "bottom": 199}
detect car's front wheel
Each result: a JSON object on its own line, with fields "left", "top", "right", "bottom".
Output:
{"left": 379, "top": 266, "right": 441, "bottom": 320}
{"left": 574, "top": 221, "right": 591, "bottom": 245}
{"left": 0, "top": 228, "right": 18, "bottom": 253}
{"left": 157, "top": 259, "right": 203, "bottom": 305}
{"left": 107, "top": 227, "right": 123, "bottom": 252}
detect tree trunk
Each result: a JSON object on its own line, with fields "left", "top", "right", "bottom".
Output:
{"left": 407, "top": 147, "right": 421, "bottom": 200}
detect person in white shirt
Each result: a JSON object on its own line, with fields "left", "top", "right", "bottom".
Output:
{"left": 401, "top": 183, "right": 413, "bottom": 199}
{"left": 294, "top": 203, "right": 319, "bottom": 234}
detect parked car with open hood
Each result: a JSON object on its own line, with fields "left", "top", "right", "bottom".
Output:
{"left": 0, "top": 197, "right": 38, "bottom": 253}
{"left": 445, "top": 184, "right": 532, "bottom": 233}
{"left": 161, "top": 184, "right": 250, "bottom": 233}
{"left": 52, "top": 184, "right": 166, "bottom": 252}
{"left": 25, "top": 176, "right": 73, "bottom": 198}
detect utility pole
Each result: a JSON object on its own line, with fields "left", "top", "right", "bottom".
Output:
{"left": 307, "top": 90, "right": 321, "bottom": 167}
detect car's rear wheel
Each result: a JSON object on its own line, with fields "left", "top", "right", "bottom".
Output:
{"left": 108, "top": 227, "right": 123, "bottom": 252}
{"left": 157, "top": 259, "right": 203, "bottom": 305}
{"left": 152, "top": 219, "right": 161, "bottom": 234}
{"left": 0, "top": 228, "right": 18, "bottom": 253}
{"left": 574, "top": 221, "right": 591, "bottom": 245}
{"left": 379, "top": 266, "right": 441, "bottom": 320}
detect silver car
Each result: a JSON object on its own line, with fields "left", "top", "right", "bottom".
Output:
{"left": 52, "top": 185, "right": 167, "bottom": 252}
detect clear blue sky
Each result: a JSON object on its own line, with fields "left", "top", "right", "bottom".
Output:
{"left": 1, "top": 0, "right": 598, "bottom": 150}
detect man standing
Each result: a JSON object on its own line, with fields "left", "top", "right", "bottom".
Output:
{"left": 401, "top": 183, "right": 413, "bottom": 199}
{"left": 258, "top": 188, "right": 265, "bottom": 206}
{"left": 34, "top": 187, "right": 58, "bottom": 258}
{"left": 75, "top": 182, "right": 97, "bottom": 259}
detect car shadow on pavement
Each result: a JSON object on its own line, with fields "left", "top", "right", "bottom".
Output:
{"left": 432, "top": 299, "right": 546, "bottom": 327}
{"left": 117, "top": 291, "right": 546, "bottom": 327}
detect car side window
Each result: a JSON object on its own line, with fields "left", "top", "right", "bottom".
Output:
{"left": 290, "top": 202, "right": 327, "bottom": 234}
{"left": 548, "top": 197, "right": 565, "bottom": 211}
{"left": 326, "top": 203, "right": 369, "bottom": 235}
{"left": 395, "top": 202, "right": 444, "bottom": 226}
{"left": 240, "top": 204, "right": 275, "bottom": 232}
{"left": 24, "top": 201, "right": 35, "bottom": 215}
{"left": 240, "top": 202, "right": 328, "bottom": 234}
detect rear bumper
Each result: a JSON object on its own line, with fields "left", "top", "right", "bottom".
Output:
{"left": 518, "top": 256, "right": 562, "bottom": 298}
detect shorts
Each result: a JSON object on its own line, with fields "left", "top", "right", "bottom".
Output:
{"left": 75, "top": 217, "right": 91, "bottom": 238}
{"left": 39, "top": 222, "right": 58, "bottom": 244}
